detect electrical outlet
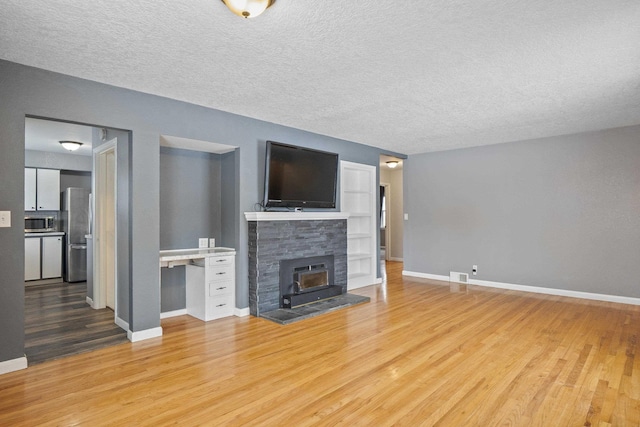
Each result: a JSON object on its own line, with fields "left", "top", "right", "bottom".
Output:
{"left": 198, "top": 238, "right": 208, "bottom": 248}
{"left": 0, "top": 211, "right": 10, "bottom": 228}
{"left": 404, "top": 213, "right": 409, "bottom": 220}
{"left": 209, "top": 238, "right": 216, "bottom": 248}
{"left": 472, "top": 265, "right": 478, "bottom": 275}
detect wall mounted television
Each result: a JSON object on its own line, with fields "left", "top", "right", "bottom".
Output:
{"left": 263, "top": 141, "right": 338, "bottom": 209}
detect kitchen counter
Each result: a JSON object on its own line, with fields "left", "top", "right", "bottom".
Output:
{"left": 25, "top": 231, "right": 65, "bottom": 237}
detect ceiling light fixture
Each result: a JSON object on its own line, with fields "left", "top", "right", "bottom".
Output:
{"left": 221, "top": 0, "right": 275, "bottom": 18}
{"left": 386, "top": 160, "right": 399, "bottom": 169}
{"left": 59, "top": 140, "right": 83, "bottom": 151}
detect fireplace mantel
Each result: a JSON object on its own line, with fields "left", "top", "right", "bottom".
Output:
{"left": 244, "top": 212, "right": 350, "bottom": 221}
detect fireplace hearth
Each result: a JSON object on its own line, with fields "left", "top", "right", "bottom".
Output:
{"left": 280, "top": 255, "right": 343, "bottom": 308}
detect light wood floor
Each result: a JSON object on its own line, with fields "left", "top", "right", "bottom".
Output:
{"left": 2, "top": 262, "right": 640, "bottom": 426}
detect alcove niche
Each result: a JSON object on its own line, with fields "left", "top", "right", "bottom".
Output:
{"left": 159, "top": 135, "right": 238, "bottom": 315}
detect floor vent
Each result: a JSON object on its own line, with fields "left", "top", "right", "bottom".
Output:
{"left": 450, "top": 271, "right": 469, "bottom": 284}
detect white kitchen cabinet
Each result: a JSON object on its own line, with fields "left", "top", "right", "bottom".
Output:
{"left": 24, "top": 168, "right": 37, "bottom": 211}
{"left": 25, "top": 234, "right": 63, "bottom": 281}
{"left": 24, "top": 168, "right": 60, "bottom": 211}
{"left": 36, "top": 169, "right": 60, "bottom": 210}
{"left": 42, "top": 235, "right": 63, "bottom": 279}
{"left": 186, "top": 253, "right": 235, "bottom": 321}
{"left": 25, "top": 237, "right": 41, "bottom": 281}
{"left": 340, "top": 161, "right": 378, "bottom": 290}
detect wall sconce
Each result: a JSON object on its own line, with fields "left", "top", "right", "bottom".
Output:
{"left": 386, "top": 161, "right": 399, "bottom": 169}
{"left": 221, "top": 0, "right": 275, "bottom": 18}
{"left": 59, "top": 140, "right": 83, "bottom": 151}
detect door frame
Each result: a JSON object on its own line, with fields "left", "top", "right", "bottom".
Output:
{"left": 92, "top": 138, "right": 117, "bottom": 314}
{"left": 380, "top": 182, "right": 391, "bottom": 261}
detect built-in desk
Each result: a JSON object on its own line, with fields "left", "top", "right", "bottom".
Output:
{"left": 160, "top": 247, "right": 236, "bottom": 321}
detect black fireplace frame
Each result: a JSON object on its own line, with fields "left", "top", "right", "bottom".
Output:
{"left": 279, "top": 255, "right": 343, "bottom": 308}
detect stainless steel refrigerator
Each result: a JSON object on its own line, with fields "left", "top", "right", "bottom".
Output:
{"left": 61, "top": 188, "right": 91, "bottom": 282}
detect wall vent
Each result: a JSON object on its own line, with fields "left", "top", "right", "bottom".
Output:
{"left": 450, "top": 271, "right": 469, "bottom": 284}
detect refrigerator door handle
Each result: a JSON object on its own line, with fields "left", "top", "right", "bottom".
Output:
{"left": 70, "top": 244, "right": 87, "bottom": 250}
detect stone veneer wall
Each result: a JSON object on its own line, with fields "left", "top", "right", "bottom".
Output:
{"left": 248, "top": 219, "right": 348, "bottom": 316}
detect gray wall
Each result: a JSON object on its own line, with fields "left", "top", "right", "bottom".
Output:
{"left": 25, "top": 149, "right": 92, "bottom": 171}
{"left": 0, "top": 59, "right": 398, "bottom": 366}
{"left": 60, "top": 170, "right": 91, "bottom": 191}
{"left": 404, "top": 125, "right": 640, "bottom": 298}
{"left": 159, "top": 147, "right": 222, "bottom": 249}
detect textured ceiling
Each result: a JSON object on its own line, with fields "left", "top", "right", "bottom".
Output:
{"left": 2, "top": 0, "right": 640, "bottom": 155}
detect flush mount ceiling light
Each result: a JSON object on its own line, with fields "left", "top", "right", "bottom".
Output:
{"left": 221, "top": 0, "right": 275, "bottom": 18}
{"left": 59, "top": 140, "right": 83, "bottom": 151}
{"left": 386, "top": 160, "right": 399, "bottom": 169}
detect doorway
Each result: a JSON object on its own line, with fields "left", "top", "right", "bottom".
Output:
{"left": 379, "top": 155, "right": 404, "bottom": 263}
{"left": 23, "top": 117, "right": 126, "bottom": 365}
{"left": 380, "top": 183, "right": 390, "bottom": 261}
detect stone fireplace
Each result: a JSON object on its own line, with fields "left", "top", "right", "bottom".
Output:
{"left": 245, "top": 212, "right": 349, "bottom": 317}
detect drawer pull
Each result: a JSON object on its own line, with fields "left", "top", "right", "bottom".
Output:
{"left": 216, "top": 259, "right": 226, "bottom": 263}
{"left": 216, "top": 303, "right": 226, "bottom": 307}
{"left": 216, "top": 272, "right": 226, "bottom": 275}
{"left": 215, "top": 287, "right": 226, "bottom": 290}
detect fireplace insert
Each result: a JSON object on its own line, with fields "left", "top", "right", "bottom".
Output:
{"left": 280, "top": 255, "right": 343, "bottom": 308}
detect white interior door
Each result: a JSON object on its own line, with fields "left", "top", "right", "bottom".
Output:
{"left": 93, "top": 139, "right": 117, "bottom": 311}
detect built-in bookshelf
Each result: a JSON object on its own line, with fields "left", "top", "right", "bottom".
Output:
{"left": 340, "top": 161, "right": 377, "bottom": 289}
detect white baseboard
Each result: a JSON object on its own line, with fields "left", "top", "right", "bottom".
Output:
{"left": 115, "top": 316, "right": 129, "bottom": 332}
{"left": 0, "top": 356, "right": 28, "bottom": 375}
{"left": 234, "top": 307, "right": 250, "bottom": 317}
{"left": 388, "top": 257, "right": 403, "bottom": 262}
{"left": 127, "top": 326, "right": 163, "bottom": 342}
{"left": 470, "top": 278, "right": 640, "bottom": 306}
{"left": 403, "top": 271, "right": 449, "bottom": 282}
{"left": 86, "top": 296, "right": 94, "bottom": 307}
{"left": 161, "top": 309, "right": 187, "bottom": 319}
{"left": 402, "top": 270, "right": 640, "bottom": 306}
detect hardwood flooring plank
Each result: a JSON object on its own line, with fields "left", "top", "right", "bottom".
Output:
{"left": 3, "top": 262, "right": 640, "bottom": 425}
{"left": 23, "top": 281, "right": 127, "bottom": 366}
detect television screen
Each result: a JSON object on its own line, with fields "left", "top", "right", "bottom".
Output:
{"left": 264, "top": 141, "right": 338, "bottom": 209}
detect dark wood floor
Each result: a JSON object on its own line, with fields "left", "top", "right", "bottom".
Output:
{"left": 24, "top": 281, "right": 128, "bottom": 365}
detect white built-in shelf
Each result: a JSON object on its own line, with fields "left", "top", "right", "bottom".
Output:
{"left": 348, "top": 253, "right": 371, "bottom": 261}
{"left": 343, "top": 189, "right": 370, "bottom": 194}
{"left": 340, "top": 160, "right": 377, "bottom": 290}
{"left": 347, "top": 233, "right": 371, "bottom": 239}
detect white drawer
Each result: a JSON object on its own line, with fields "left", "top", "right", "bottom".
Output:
{"left": 209, "top": 281, "right": 232, "bottom": 298}
{"left": 207, "top": 296, "right": 234, "bottom": 319}
{"left": 209, "top": 265, "right": 234, "bottom": 282}
{"left": 208, "top": 255, "right": 234, "bottom": 267}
